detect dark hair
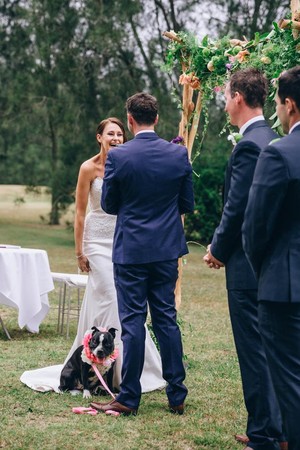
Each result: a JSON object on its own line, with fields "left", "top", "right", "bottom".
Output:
{"left": 229, "top": 68, "right": 268, "bottom": 108}
{"left": 278, "top": 66, "right": 300, "bottom": 109}
{"left": 126, "top": 92, "right": 158, "bottom": 125}
{"left": 96, "top": 117, "right": 127, "bottom": 148}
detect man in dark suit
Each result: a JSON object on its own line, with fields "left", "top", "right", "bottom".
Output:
{"left": 204, "top": 68, "right": 286, "bottom": 450}
{"left": 243, "top": 66, "right": 300, "bottom": 450}
{"left": 90, "top": 92, "right": 194, "bottom": 416}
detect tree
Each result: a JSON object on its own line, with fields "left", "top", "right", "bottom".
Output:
{"left": 204, "top": 0, "right": 290, "bottom": 38}
{"left": 0, "top": 0, "right": 294, "bottom": 233}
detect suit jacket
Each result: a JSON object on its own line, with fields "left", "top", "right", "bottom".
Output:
{"left": 210, "top": 120, "right": 277, "bottom": 290}
{"left": 101, "top": 132, "right": 194, "bottom": 264}
{"left": 243, "top": 124, "right": 300, "bottom": 302}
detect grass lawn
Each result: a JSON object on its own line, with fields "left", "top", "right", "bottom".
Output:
{"left": 0, "top": 185, "right": 246, "bottom": 449}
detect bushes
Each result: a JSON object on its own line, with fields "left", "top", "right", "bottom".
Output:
{"left": 185, "top": 111, "right": 231, "bottom": 244}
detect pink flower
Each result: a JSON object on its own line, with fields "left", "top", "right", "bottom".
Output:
{"left": 214, "top": 86, "right": 222, "bottom": 92}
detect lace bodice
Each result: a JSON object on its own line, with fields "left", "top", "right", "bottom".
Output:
{"left": 83, "top": 177, "right": 116, "bottom": 241}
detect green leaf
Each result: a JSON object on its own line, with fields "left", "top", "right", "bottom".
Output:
{"left": 269, "top": 111, "right": 278, "bottom": 120}
{"left": 202, "top": 35, "right": 209, "bottom": 46}
{"left": 273, "top": 22, "right": 280, "bottom": 32}
{"left": 271, "top": 117, "right": 281, "bottom": 129}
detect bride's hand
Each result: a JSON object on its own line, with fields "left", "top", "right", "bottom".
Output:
{"left": 77, "top": 255, "right": 90, "bottom": 273}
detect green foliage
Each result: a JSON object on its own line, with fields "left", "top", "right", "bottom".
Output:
{"left": 164, "top": 24, "right": 300, "bottom": 110}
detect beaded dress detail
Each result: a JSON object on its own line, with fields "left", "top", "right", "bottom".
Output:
{"left": 83, "top": 177, "right": 115, "bottom": 241}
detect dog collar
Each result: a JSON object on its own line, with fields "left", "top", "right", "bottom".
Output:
{"left": 81, "top": 331, "right": 119, "bottom": 366}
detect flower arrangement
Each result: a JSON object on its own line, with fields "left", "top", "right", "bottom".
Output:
{"left": 163, "top": 19, "right": 300, "bottom": 159}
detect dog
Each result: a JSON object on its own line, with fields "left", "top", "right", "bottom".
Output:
{"left": 59, "top": 326, "right": 118, "bottom": 398}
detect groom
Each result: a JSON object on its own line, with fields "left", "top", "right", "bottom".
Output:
{"left": 91, "top": 92, "right": 194, "bottom": 415}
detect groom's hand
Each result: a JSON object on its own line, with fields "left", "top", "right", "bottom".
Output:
{"left": 203, "top": 245, "right": 224, "bottom": 269}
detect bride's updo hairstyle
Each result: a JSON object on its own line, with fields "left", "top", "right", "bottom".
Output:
{"left": 96, "top": 117, "right": 127, "bottom": 149}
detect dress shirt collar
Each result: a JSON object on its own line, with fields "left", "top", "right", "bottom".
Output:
{"left": 289, "top": 121, "right": 300, "bottom": 134}
{"left": 135, "top": 130, "right": 155, "bottom": 136}
{"left": 240, "top": 115, "right": 265, "bottom": 135}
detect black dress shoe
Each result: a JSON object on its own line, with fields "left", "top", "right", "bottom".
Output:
{"left": 169, "top": 403, "right": 184, "bottom": 415}
{"left": 90, "top": 400, "right": 137, "bottom": 416}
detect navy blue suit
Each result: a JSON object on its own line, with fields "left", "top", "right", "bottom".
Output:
{"left": 210, "top": 120, "right": 284, "bottom": 449}
{"left": 243, "top": 124, "right": 300, "bottom": 449}
{"left": 101, "top": 132, "right": 194, "bottom": 409}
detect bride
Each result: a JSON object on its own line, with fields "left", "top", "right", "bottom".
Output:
{"left": 20, "top": 117, "right": 165, "bottom": 393}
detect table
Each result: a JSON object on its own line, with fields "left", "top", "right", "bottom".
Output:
{"left": 0, "top": 247, "right": 54, "bottom": 333}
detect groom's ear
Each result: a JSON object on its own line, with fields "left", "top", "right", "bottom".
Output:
{"left": 154, "top": 114, "right": 159, "bottom": 125}
{"left": 127, "top": 113, "right": 134, "bottom": 125}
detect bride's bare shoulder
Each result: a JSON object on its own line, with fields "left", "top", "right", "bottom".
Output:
{"left": 80, "top": 154, "right": 101, "bottom": 176}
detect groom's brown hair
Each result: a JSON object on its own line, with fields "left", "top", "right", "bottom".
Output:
{"left": 126, "top": 92, "right": 158, "bottom": 125}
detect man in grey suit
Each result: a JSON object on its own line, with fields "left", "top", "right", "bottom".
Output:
{"left": 243, "top": 66, "right": 300, "bottom": 450}
{"left": 204, "top": 68, "right": 286, "bottom": 450}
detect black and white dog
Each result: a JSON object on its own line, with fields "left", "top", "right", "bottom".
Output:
{"left": 59, "top": 326, "right": 118, "bottom": 398}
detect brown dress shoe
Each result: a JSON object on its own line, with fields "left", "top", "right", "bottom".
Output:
{"left": 234, "top": 434, "right": 288, "bottom": 450}
{"left": 234, "top": 434, "right": 249, "bottom": 445}
{"left": 169, "top": 403, "right": 184, "bottom": 415}
{"left": 90, "top": 400, "right": 137, "bottom": 416}
{"left": 279, "top": 442, "right": 288, "bottom": 450}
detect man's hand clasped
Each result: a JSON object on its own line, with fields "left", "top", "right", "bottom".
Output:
{"left": 203, "top": 244, "right": 224, "bottom": 269}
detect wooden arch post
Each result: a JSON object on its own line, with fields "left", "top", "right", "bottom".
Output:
{"left": 163, "top": 31, "right": 203, "bottom": 310}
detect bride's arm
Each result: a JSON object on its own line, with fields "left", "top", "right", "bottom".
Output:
{"left": 74, "top": 162, "right": 93, "bottom": 272}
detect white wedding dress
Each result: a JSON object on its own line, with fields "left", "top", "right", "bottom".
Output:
{"left": 20, "top": 177, "right": 165, "bottom": 393}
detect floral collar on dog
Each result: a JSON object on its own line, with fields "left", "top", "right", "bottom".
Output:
{"left": 81, "top": 329, "right": 119, "bottom": 366}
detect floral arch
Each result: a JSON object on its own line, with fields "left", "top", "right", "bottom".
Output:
{"left": 165, "top": 0, "right": 300, "bottom": 308}
{"left": 163, "top": 0, "right": 300, "bottom": 161}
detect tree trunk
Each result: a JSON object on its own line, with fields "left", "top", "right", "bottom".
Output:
{"left": 48, "top": 111, "right": 60, "bottom": 225}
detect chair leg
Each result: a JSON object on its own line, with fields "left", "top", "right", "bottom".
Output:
{"left": 0, "top": 315, "right": 11, "bottom": 340}
{"left": 66, "top": 287, "right": 71, "bottom": 339}
{"left": 60, "top": 283, "right": 67, "bottom": 334}
{"left": 57, "top": 282, "right": 63, "bottom": 332}
{"left": 77, "top": 288, "right": 81, "bottom": 323}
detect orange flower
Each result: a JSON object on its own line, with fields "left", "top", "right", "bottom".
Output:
{"left": 236, "top": 49, "right": 250, "bottom": 63}
{"left": 229, "top": 38, "right": 248, "bottom": 47}
{"left": 179, "top": 72, "right": 200, "bottom": 90}
{"left": 179, "top": 73, "right": 190, "bottom": 85}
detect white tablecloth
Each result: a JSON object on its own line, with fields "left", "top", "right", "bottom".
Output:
{"left": 0, "top": 248, "right": 54, "bottom": 333}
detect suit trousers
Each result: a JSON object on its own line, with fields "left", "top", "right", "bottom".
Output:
{"left": 259, "top": 301, "right": 300, "bottom": 450}
{"left": 228, "top": 290, "right": 284, "bottom": 449}
{"left": 113, "top": 260, "right": 188, "bottom": 409}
